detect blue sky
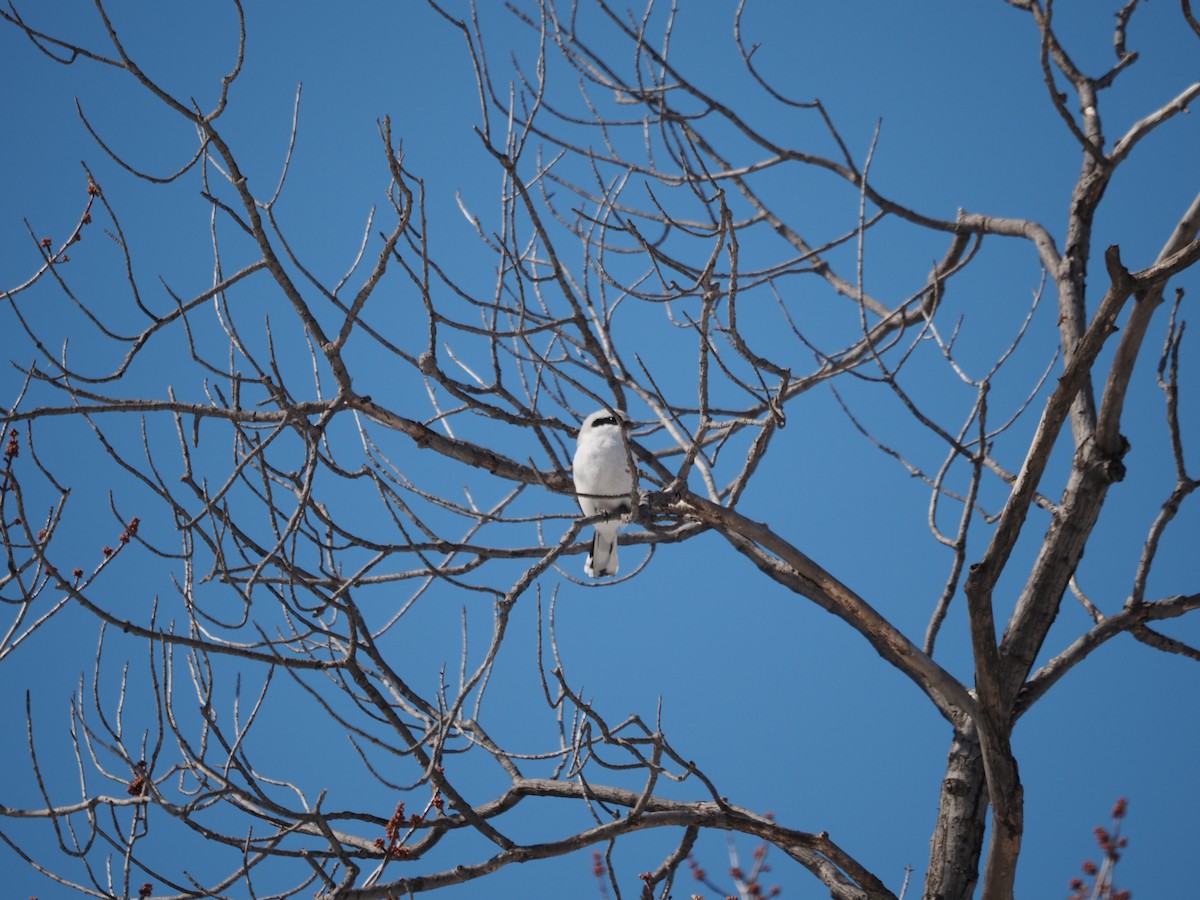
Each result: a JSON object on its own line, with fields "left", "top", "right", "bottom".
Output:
{"left": 2, "top": 2, "right": 1198, "bottom": 898}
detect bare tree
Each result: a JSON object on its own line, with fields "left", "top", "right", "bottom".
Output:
{"left": 1, "top": 2, "right": 1198, "bottom": 899}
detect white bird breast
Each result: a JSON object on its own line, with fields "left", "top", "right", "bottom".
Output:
{"left": 573, "top": 421, "right": 634, "bottom": 517}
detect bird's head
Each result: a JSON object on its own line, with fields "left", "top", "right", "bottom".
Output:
{"left": 579, "top": 408, "right": 632, "bottom": 435}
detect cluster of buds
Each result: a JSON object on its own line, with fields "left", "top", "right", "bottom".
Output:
{"left": 138, "top": 883, "right": 152, "bottom": 899}
{"left": 1067, "top": 798, "right": 1131, "bottom": 900}
{"left": 102, "top": 517, "right": 142, "bottom": 560}
{"left": 385, "top": 800, "right": 406, "bottom": 845}
{"left": 5, "top": 429, "right": 18, "bottom": 461}
{"left": 376, "top": 799, "right": 419, "bottom": 860}
{"left": 61, "top": 516, "right": 141, "bottom": 585}
{"left": 739, "top": 879, "right": 780, "bottom": 898}
{"left": 120, "top": 517, "right": 141, "bottom": 545}
{"left": 126, "top": 760, "right": 149, "bottom": 796}
{"left": 372, "top": 836, "right": 412, "bottom": 860}
{"left": 684, "top": 818, "right": 780, "bottom": 899}
{"left": 377, "top": 782, "right": 447, "bottom": 864}
{"left": 39, "top": 235, "right": 71, "bottom": 265}
{"left": 37, "top": 181, "right": 101, "bottom": 267}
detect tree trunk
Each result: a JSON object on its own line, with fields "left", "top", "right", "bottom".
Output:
{"left": 924, "top": 725, "right": 988, "bottom": 900}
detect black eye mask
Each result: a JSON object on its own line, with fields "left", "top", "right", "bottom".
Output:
{"left": 591, "top": 415, "right": 622, "bottom": 428}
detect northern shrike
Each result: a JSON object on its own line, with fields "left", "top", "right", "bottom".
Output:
{"left": 572, "top": 409, "right": 636, "bottom": 578}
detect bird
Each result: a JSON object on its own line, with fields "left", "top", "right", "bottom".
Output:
{"left": 572, "top": 408, "right": 636, "bottom": 578}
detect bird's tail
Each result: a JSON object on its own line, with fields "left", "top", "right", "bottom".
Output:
{"left": 585, "top": 527, "right": 619, "bottom": 578}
